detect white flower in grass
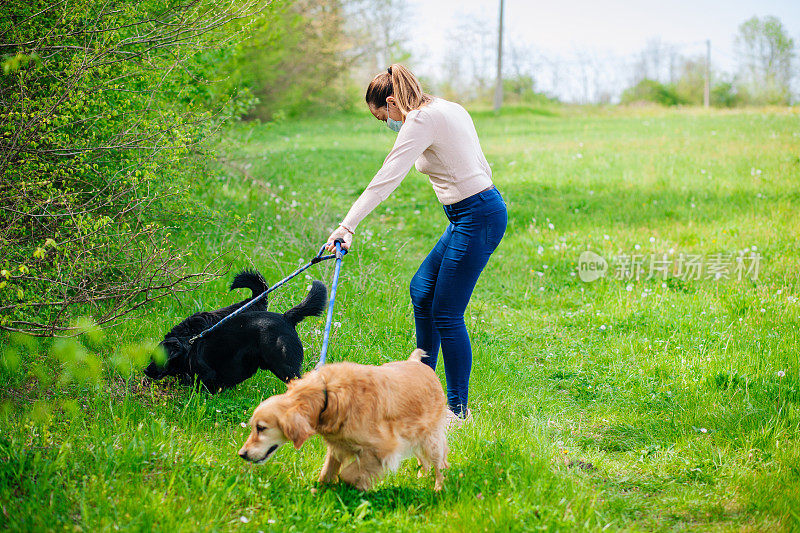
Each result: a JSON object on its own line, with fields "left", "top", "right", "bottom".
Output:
{"left": 649, "top": 237, "right": 655, "bottom": 243}
{"left": 700, "top": 428, "right": 707, "bottom": 433}
{"left": 626, "top": 285, "right": 633, "bottom": 292}
{"left": 548, "top": 223, "right": 555, "bottom": 230}
{"left": 240, "top": 422, "right": 247, "bottom": 428}
{"left": 239, "top": 516, "right": 249, "bottom": 524}
{"left": 634, "top": 244, "right": 641, "bottom": 250}
{"left": 777, "top": 370, "right": 785, "bottom": 378}
{"left": 333, "top": 322, "right": 341, "bottom": 328}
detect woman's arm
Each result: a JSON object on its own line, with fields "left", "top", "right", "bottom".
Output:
{"left": 325, "top": 110, "right": 435, "bottom": 251}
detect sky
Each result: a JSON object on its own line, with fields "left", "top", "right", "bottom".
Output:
{"left": 404, "top": 0, "right": 800, "bottom": 101}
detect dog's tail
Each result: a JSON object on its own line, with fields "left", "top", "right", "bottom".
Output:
{"left": 284, "top": 281, "right": 327, "bottom": 326}
{"left": 409, "top": 348, "right": 427, "bottom": 362}
{"left": 230, "top": 269, "right": 268, "bottom": 298}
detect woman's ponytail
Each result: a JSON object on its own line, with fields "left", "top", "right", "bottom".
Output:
{"left": 365, "top": 64, "right": 431, "bottom": 116}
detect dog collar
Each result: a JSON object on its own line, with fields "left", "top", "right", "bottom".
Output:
{"left": 318, "top": 373, "right": 329, "bottom": 423}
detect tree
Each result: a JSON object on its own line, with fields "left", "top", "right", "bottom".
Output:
{"left": 735, "top": 15, "right": 795, "bottom": 104}
{"left": 674, "top": 57, "right": 706, "bottom": 105}
{"left": 234, "top": 0, "right": 358, "bottom": 119}
{"left": 344, "top": 0, "right": 411, "bottom": 79}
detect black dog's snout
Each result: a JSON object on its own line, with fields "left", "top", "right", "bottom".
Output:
{"left": 239, "top": 450, "right": 248, "bottom": 460}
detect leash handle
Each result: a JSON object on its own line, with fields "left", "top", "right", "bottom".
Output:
{"left": 316, "top": 240, "right": 345, "bottom": 369}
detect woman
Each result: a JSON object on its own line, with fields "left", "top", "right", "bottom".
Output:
{"left": 325, "top": 64, "right": 507, "bottom": 425}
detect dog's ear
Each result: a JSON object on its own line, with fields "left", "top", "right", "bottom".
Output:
{"left": 279, "top": 409, "right": 314, "bottom": 449}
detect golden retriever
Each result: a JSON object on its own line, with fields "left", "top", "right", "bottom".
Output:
{"left": 238, "top": 349, "right": 449, "bottom": 491}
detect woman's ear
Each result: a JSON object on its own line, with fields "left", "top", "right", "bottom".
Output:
{"left": 385, "top": 96, "right": 396, "bottom": 108}
{"left": 279, "top": 409, "right": 314, "bottom": 449}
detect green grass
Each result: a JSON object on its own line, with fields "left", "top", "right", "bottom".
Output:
{"left": 2, "top": 105, "right": 800, "bottom": 531}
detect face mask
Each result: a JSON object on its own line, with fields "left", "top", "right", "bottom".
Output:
{"left": 386, "top": 117, "right": 403, "bottom": 133}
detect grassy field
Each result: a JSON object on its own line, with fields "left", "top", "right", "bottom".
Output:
{"left": 2, "top": 104, "right": 799, "bottom": 531}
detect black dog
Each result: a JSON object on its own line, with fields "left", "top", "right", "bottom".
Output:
{"left": 144, "top": 269, "right": 327, "bottom": 392}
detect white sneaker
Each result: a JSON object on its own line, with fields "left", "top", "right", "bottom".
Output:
{"left": 445, "top": 408, "right": 473, "bottom": 431}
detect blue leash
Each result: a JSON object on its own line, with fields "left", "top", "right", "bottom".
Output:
{"left": 188, "top": 241, "right": 348, "bottom": 345}
{"left": 316, "top": 240, "right": 346, "bottom": 369}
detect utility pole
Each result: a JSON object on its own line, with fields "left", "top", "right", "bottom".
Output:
{"left": 704, "top": 39, "right": 711, "bottom": 108}
{"left": 493, "top": 0, "right": 504, "bottom": 111}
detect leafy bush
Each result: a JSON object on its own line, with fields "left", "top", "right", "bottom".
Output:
{"left": 620, "top": 78, "right": 685, "bottom": 106}
{"left": 0, "top": 0, "right": 270, "bottom": 335}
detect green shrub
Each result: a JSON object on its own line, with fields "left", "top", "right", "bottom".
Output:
{"left": 0, "top": 0, "right": 270, "bottom": 335}
{"left": 620, "top": 78, "right": 685, "bottom": 106}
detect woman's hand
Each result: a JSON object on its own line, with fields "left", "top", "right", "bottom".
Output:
{"left": 324, "top": 225, "right": 353, "bottom": 252}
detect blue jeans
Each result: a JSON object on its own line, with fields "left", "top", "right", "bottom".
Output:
{"left": 410, "top": 186, "right": 508, "bottom": 416}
